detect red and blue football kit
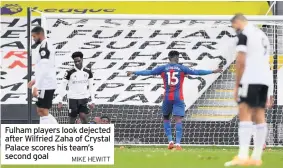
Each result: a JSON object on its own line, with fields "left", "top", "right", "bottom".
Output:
{"left": 134, "top": 63, "right": 213, "bottom": 116}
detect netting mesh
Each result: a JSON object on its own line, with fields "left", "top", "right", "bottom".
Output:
{"left": 43, "top": 18, "right": 283, "bottom": 145}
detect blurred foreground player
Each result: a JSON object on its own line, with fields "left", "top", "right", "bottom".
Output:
{"left": 27, "top": 26, "right": 58, "bottom": 124}
{"left": 225, "top": 14, "right": 271, "bottom": 166}
{"left": 127, "top": 50, "right": 222, "bottom": 150}
{"left": 57, "top": 51, "right": 95, "bottom": 124}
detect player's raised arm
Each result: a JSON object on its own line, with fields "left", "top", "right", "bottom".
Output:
{"left": 182, "top": 65, "right": 222, "bottom": 75}
{"left": 127, "top": 65, "right": 165, "bottom": 76}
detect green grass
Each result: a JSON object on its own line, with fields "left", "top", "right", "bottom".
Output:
{"left": 2, "top": 146, "right": 283, "bottom": 168}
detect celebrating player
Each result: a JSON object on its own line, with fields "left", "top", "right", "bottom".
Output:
{"left": 57, "top": 51, "right": 95, "bottom": 124}
{"left": 127, "top": 50, "right": 222, "bottom": 150}
{"left": 27, "top": 26, "right": 58, "bottom": 124}
{"left": 225, "top": 14, "right": 271, "bottom": 166}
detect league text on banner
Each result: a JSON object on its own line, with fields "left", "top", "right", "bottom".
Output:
{"left": 1, "top": 124, "right": 114, "bottom": 165}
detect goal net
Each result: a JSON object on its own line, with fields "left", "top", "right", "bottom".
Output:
{"left": 40, "top": 14, "right": 283, "bottom": 146}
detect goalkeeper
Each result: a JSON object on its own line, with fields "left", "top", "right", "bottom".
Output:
{"left": 127, "top": 50, "right": 222, "bottom": 150}
{"left": 57, "top": 51, "right": 95, "bottom": 124}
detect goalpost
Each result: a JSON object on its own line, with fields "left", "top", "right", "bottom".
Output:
{"left": 31, "top": 11, "right": 283, "bottom": 146}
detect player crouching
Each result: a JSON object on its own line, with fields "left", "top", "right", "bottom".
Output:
{"left": 127, "top": 50, "right": 222, "bottom": 150}
{"left": 57, "top": 51, "right": 95, "bottom": 124}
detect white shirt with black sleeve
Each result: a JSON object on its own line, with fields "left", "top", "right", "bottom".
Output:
{"left": 57, "top": 66, "right": 95, "bottom": 102}
{"left": 236, "top": 23, "right": 271, "bottom": 86}
{"left": 32, "top": 39, "right": 57, "bottom": 90}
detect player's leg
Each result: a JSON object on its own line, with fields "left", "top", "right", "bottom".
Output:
{"left": 238, "top": 103, "right": 253, "bottom": 159}
{"left": 250, "top": 85, "right": 268, "bottom": 165}
{"left": 36, "top": 90, "right": 58, "bottom": 124}
{"left": 78, "top": 99, "right": 89, "bottom": 124}
{"left": 251, "top": 110, "right": 266, "bottom": 151}
{"left": 161, "top": 100, "right": 174, "bottom": 149}
{"left": 68, "top": 99, "right": 79, "bottom": 124}
{"left": 225, "top": 84, "right": 254, "bottom": 166}
{"left": 172, "top": 101, "right": 185, "bottom": 150}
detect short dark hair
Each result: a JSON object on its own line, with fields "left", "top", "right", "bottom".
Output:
{"left": 71, "top": 51, "right": 83, "bottom": 59}
{"left": 231, "top": 13, "right": 247, "bottom": 22}
{"left": 100, "top": 116, "right": 110, "bottom": 122}
{"left": 31, "top": 26, "right": 44, "bottom": 34}
{"left": 168, "top": 50, "right": 179, "bottom": 58}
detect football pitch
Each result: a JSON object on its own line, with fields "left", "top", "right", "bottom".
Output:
{"left": 2, "top": 146, "right": 282, "bottom": 168}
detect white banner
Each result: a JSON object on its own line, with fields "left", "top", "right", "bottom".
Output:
{"left": 1, "top": 124, "right": 114, "bottom": 165}
{"left": 1, "top": 17, "right": 238, "bottom": 108}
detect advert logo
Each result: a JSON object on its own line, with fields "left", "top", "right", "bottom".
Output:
{"left": 1, "top": 4, "right": 23, "bottom": 15}
{"left": 31, "top": 7, "right": 116, "bottom": 14}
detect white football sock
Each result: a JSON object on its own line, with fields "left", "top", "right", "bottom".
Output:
{"left": 238, "top": 121, "right": 253, "bottom": 160}
{"left": 40, "top": 114, "right": 58, "bottom": 124}
{"left": 251, "top": 123, "right": 267, "bottom": 160}
{"left": 252, "top": 124, "right": 256, "bottom": 139}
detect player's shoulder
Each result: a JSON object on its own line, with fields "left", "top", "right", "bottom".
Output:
{"left": 40, "top": 39, "right": 48, "bottom": 48}
{"left": 237, "top": 32, "right": 247, "bottom": 40}
{"left": 83, "top": 67, "right": 93, "bottom": 78}
{"left": 40, "top": 39, "right": 54, "bottom": 51}
{"left": 83, "top": 67, "right": 92, "bottom": 73}
{"left": 237, "top": 32, "right": 248, "bottom": 46}
{"left": 176, "top": 63, "right": 188, "bottom": 69}
{"left": 64, "top": 68, "right": 76, "bottom": 79}
{"left": 66, "top": 67, "right": 76, "bottom": 75}
{"left": 154, "top": 64, "right": 166, "bottom": 71}
{"left": 159, "top": 64, "right": 167, "bottom": 68}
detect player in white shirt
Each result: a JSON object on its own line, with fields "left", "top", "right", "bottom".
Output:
{"left": 225, "top": 14, "right": 272, "bottom": 167}
{"left": 27, "top": 26, "right": 58, "bottom": 124}
{"left": 57, "top": 51, "right": 95, "bottom": 124}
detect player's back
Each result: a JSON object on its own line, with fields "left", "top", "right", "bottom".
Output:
{"left": 239, "top": 24, "right": 270, "bottom": 85}
{"left": 161, "top": 63, "right": 187, "bottom": 101}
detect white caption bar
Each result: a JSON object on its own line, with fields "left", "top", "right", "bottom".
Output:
{"left": 1, "top": 124, "right": 114, "bottom": 165}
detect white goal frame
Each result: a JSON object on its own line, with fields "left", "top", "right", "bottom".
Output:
{"left": 41, "top": 13, "right": 283, "bottom": 20}
{"left": 40, "top": 14, "right": 283, "bottom": 33}
{"left": 37, "top": 13, "right": 282, "bottom": 147}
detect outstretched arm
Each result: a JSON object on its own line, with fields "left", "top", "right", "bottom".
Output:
{"left": 127, "top": 66, "right": 164, "bottom": 76}
{"left": 183, "top": 66, "right": 222, "bottom": 75}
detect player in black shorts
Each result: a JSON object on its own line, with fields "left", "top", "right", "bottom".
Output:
{"left": 225, "top": 14, "right": 272, "bottom": 166}
{"left": 57, "top": 52, "right": 95, "bottom": 124}
{"left": 27, "top": 26, "right": 58, "bottom": 124}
